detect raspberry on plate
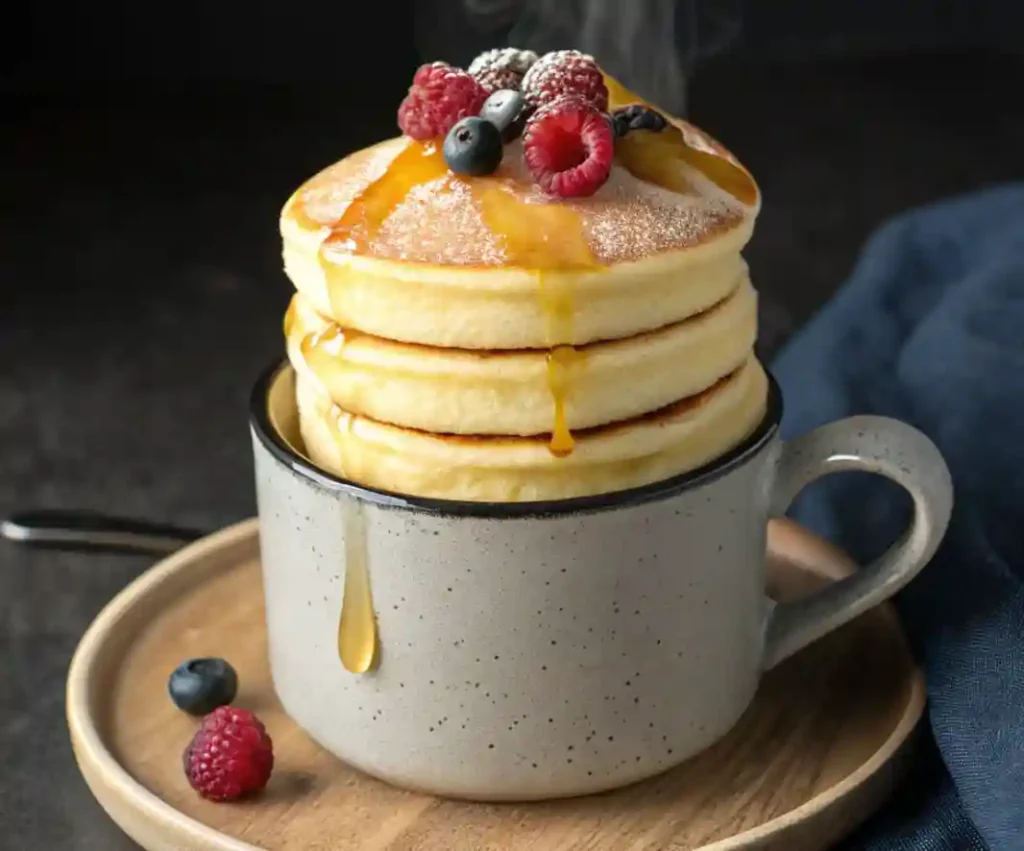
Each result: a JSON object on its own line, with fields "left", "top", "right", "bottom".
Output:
{"left": 523, "top": 96, "right": 614, "bottom": 199}
{"left": 521, "top": 50, "right": 608, "bottom": 111}
{"left": 183, "top": 706, "right": 274, "bottom": 801}
{"left": 468, "top": 47, "right": 539, "bottom": 93}
{"left": 398, "top": 62, "right": 489, "bottom": 141}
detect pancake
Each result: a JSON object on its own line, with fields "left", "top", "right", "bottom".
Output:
{"left": 280, "top": 106, "right": 760, "bottom": 350}
{"left": 295, "top": 356, "right": 768, "bottom": 502}
{"left": 286, "top": 279, "right": 757, "bottom": 436}
{"left": 276, "top": 63, "right": 767, "bottom": 501}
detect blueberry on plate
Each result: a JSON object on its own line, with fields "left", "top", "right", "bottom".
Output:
{"left": 168, "top": 657, "right": 238, "bottom": 716}
{"left": 443, "top": 117, "right": 504, "bottom": 177}
{"left": 479, "top": 89, "right": 530, "bottom": 142}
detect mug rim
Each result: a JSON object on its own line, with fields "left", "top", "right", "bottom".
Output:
{"left": 250, "top": 359, "right": 784, "bottom": 518}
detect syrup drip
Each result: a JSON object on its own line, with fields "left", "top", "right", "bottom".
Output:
{"left": 301, "top": 323, "right": 348, "bottom": 360}
{"left": 539, "top": 274, "right": 579, "bottom": 457}
{"left": 338, "top": 498, "right": 377, "bottom": 674}
{"left": 475, "top": 185, "right": 597, "bottom": 456}
{"left": 537, "top": 272, "right": 576, "bottom": 346}
{"left": 288, "top": 191, "right": 333, "bottom": 234}
{"left": 546, "top": 346, "right": 579, "bottom": 457}
{"left": 283, "top": 297, "right": 297, "bottom": 338}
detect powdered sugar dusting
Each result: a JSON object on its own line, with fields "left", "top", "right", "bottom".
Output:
{"left": 288, "top": 135, "right": 753, "bottom": 267}
{"left": 297, "top": 140, "right": 405, "bottom": 225}
{"left": 575, "top": 161, "right": 746, "bottom": 264}
{"left": 372, "top": 176, "right": 507, "bottom": 266}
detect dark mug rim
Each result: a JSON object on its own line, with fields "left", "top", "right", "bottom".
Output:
{"left": 249, "top": 359, "right": 784, "bottom": 518}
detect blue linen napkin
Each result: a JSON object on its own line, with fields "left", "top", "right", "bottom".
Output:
{"left": 771, "top": 185, "right": 1024, "bottom": 850}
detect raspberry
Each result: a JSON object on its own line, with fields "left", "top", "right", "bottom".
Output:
{"left": 523, "top": 96, "right": 614, "bottom": 198}
{"left": 468, "top": 47, "right": 539, "bottom": 93}
{"left": 183, "top": 706, "right": 274, "bottom": 801}
{"left": 521, "top": 50, "right": 608, "bottom": 111}
{"left": 397, "top": 62, "right": 489, "bottom": 141}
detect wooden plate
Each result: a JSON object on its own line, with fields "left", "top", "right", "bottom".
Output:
{"left": 67, "top": 518, "right": 924, "bottom": 851}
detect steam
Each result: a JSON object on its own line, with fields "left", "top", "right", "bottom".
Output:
{"left": 461, "top": 0, "right": 744, "bottom": 115}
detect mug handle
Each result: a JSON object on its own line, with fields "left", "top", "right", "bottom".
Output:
{"left": 762, "top": 415, "right": 953, "bottom": 669}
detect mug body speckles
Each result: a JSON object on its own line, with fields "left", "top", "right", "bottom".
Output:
{"left": 254, "top": 436, "right": 773, "bottom": 800}
{"left": 250, "top": 362, "right": 953, "bottom": 800}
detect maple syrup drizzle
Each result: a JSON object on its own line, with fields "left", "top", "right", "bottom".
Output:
{"left": 300, "top": 324, "right": 373, "bottom": 407}
{"left": 287, "top": 189, "right": 332, "bottom": 234}
{"left": 546, "top": 346, "right": 579, "bottom": 457}
{"left": 338, "top": 498, "right": 377, "bottom": 674}
{"left": 320, "top": 141, "right": 448, "bottom": 255}
{"left": 538, "top": 273, "right": 581, "bottom": 456}
{"left": 536, "top": 272, "right": 576, "bottom": 344}
{"left": 283, "top": 297, "right": 297, "bottom": 338}
{"left": 474, "top": 183, "right": 598, "bottom": 271}
{"left": 474, "top": 184, "right": 598, "bottom": 456}
{"left": 301, "top": 323, "right": 347, "bottom": 361}
{"left": 311, "top": 141, "right": 449, "bottom": 323}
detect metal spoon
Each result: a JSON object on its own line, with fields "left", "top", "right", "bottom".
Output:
{"left": 1, "top": 510, "right": 203, "bottom": 556}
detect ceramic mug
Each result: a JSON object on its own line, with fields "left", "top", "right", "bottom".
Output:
{"left": 250, "top": 361, "right": 952, "bottom": 801}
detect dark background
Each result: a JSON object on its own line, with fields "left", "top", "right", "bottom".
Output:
{"left": 2, "top": 1, "right": 1024, "bottom": 847}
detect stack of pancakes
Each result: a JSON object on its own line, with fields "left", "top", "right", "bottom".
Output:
{"left": 280, "top": 81, "right": 766, "bottom": 502}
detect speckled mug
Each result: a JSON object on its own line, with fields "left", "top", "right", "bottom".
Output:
{"left": 250, "top": 361, "right": 952, "bottom": 801}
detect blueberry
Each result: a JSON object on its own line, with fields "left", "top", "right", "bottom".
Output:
{"left": 479, "top": 89, "right": 530, "bottom": 142}
{"left": 168, "top": 657, "right": 238, "bottom": 716}
{"left": 611, "top": 105, "right": 667, "bottom": 135}
{"left": 634, "top": 109, "right": 667, "bottom": 132}
{"left": 443, "top": 117, "right": 504, "bottom": 177}
{"left": 607, "top": 112, "right": 631, "bottom": 139}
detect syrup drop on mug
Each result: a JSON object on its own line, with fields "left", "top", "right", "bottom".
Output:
{"left": 337, "top": 499, "right": 377, "bottom": 674}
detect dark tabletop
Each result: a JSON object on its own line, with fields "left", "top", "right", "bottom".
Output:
{"left": 2, "top": 53, "right": 1023, "bottom": 849}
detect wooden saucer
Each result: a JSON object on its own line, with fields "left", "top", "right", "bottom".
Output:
{"left": 67, "top": 518, "right": 924, "bottom": 851}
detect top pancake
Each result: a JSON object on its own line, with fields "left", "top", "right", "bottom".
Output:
{"left": 279, "top": 76, "right": 762, "bottom": 349}
{"left": 284, "top": 131, "right": 756, "bottom": 267}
